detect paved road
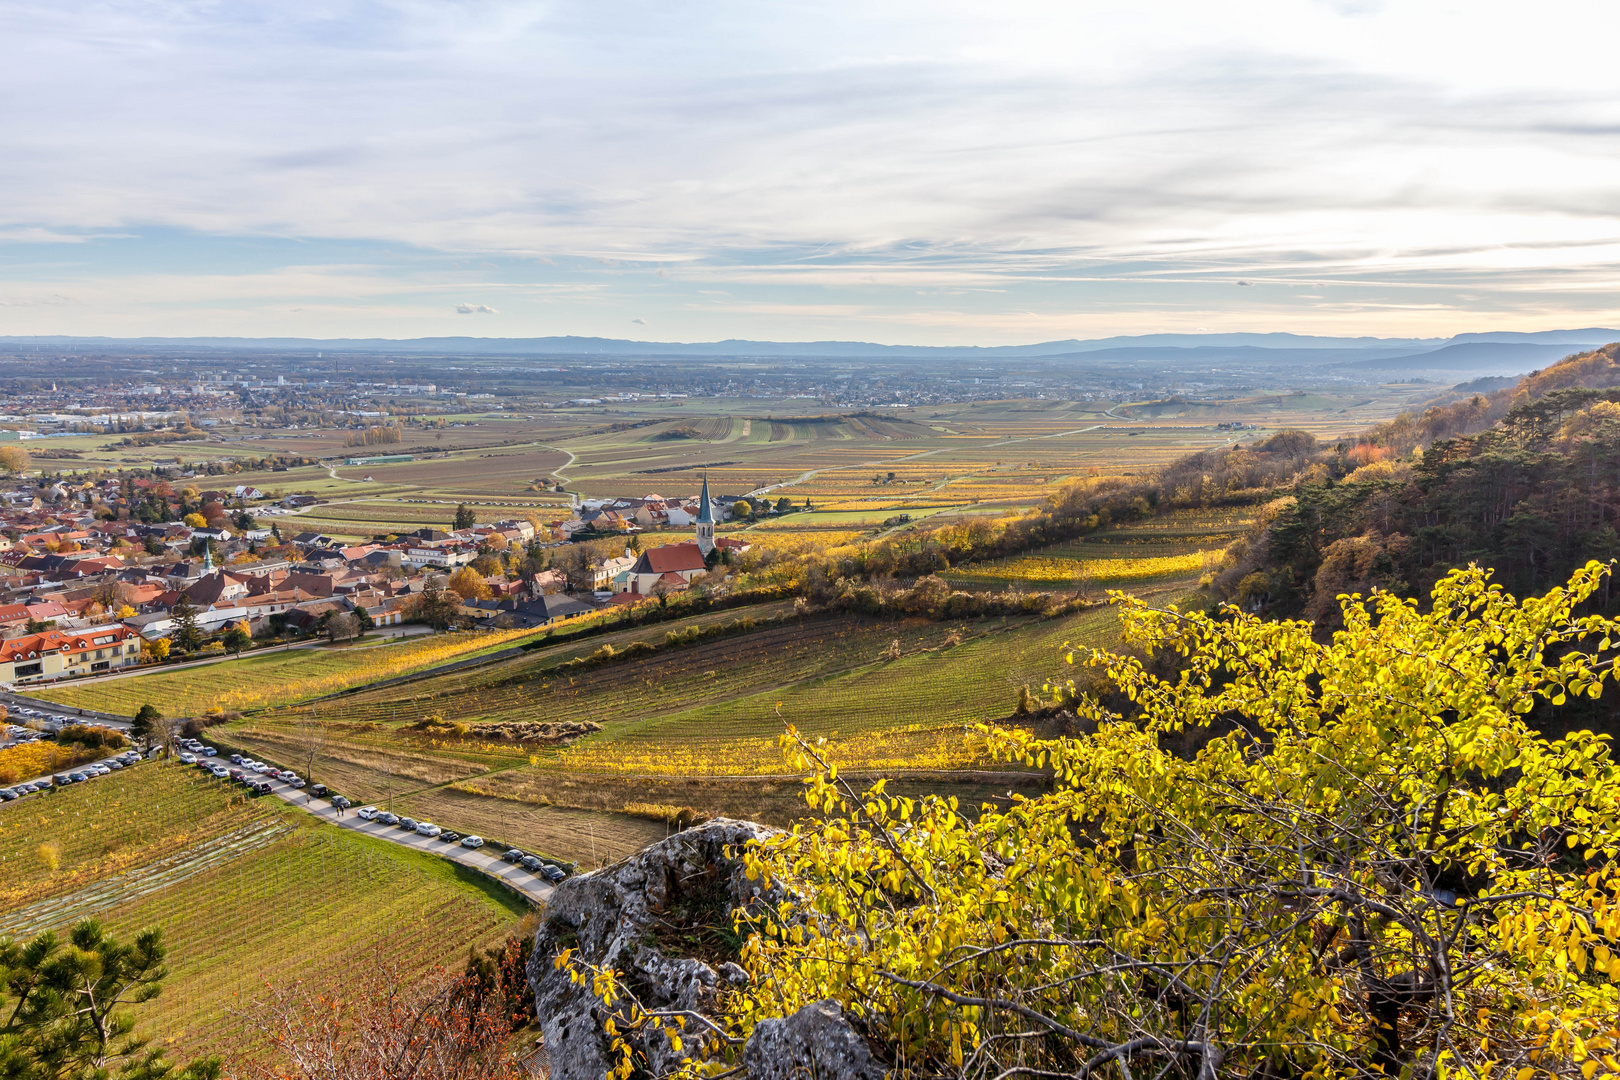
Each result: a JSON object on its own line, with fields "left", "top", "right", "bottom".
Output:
{"left": 1, "top": 693, "right": 131, "bottom": 729}
{"left": 250, "top": 767, "right": 556, "bottom": 906}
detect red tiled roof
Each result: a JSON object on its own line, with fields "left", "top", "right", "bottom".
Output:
{"left": 630, "top": 542, "right": 706, "bottom": 575}
{"left": 0, "top": 624, "right": 135, "bottom": 661}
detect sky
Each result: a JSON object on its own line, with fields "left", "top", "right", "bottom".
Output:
{"left": 2, "top": 0, "right": 1619, "bottom": 345}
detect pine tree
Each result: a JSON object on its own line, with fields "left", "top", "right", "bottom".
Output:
{"left": 170, "top": 595, "right": 203, "bottom": 652}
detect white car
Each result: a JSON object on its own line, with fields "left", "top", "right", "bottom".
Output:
{"left": 356, "top": 806, "right": 379, "bottom": 821}
{"left": 177, "top": 752, "right": 196, "bottom": 764}
{"left": 415, "top": 822, "right": 441, "bottom": 837}
{"left": 460, "top": 835, "right": 484, "bottom": 849}
{"left": 252, "top": 763, "right": 271, "bottom": 774}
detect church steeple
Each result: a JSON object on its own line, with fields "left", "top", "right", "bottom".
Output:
{"left": 694, "top": 475, "right": 715, "bottom": 555}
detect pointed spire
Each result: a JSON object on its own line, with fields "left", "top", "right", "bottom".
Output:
{"left": 696, "top": 475, "right": 714, "bottom": 524}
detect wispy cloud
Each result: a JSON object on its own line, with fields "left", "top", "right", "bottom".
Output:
{"left": 455, "top": 303, "right": 498, "bottom": 315}
{"left": 0, "top": 0, "right": 1617, "bottom": 340}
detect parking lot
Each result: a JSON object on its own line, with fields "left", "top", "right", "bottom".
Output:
{"left": 185, "top": 743, "right": 556, "bottom": 905}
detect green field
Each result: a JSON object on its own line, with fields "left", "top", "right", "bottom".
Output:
{"left": 0, "top": 763, "right": 525, "bottom": 1063}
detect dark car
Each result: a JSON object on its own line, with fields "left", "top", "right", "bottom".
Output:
{"left": 331, "top": 795, "right": 351, "bottom": 809}
{"left": 397, "top": 817, "right": 417, "bottom": 830}
{"left": 375, "top": 811, "right": 399, "bottom": 826}
{"left": 0, "top": 788, "right": 16, "bottom": 801}
{"left": 540, "top": 864, "right": 566, "bottom": 883}
{"left": 230, "top": 754, "right": 244, "bottom": 764}
{"left": 519, "top": 854, "right": 544, "bottom": 872}
{"left": 439, "top": 831, "right": 461, "bottom": 843}
{"left": 310, "top": 784, "right": 328, "bottom": 797}
{"left": 501, "top": 848, "right": 526, "bottom": 864}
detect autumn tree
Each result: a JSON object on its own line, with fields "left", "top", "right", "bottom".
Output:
{"left": 0, "top": 444, "right": 29, "bottom": 475}
{"left": 453, "top": 502, "right": 477, "bottom": 529}
{"left": 221, "top": 623, "right": 251, "bottom": 656}
{"left": 324, "top": 611, "right": 359, "bottom": 643}
{"left": 449, "top": 566, "right": 492, "bottom": 601}
{"left": 412, "top": 574, "right": 459, "bottom": 631}
{"left": 571, "top": 562, "right": 1620, "bottom": 1080}
{"left": 249, "top": 955, "right": 526, "bottom": 1080}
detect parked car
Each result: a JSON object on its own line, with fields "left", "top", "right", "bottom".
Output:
{"left": 68, "top": 772, "right": 88, "bottom": 783}
{"left": 230, "top": 754, "right": 244, "bottom": 764}
{"left": 177, "top": 753, "right": 196, "bottom": 764}
{"left": 439, "top": 831, "right": 461, "bottom": 843}
{"left": 460, "top": 835, "right": 485, "bottom": 849}
{"left": 310, "top": 784, "right": 328, "bottom": 797}
{"left": 332, "top": 795, "right": 351, "bottom": 809}
{"left": 229, "top": 768, "right": 245, "bottom": 781}
{"left": 53, "top": 773, "right": 72, "bottom": 785}
{"left": 416, "top": 822, "right": 441, "bottom": 838}
{"left": 356, "top": 806, "right": 378, "bottom": 820}
{"left": 248, "top": 780, "right": 272, "bottom": 796}
{"left": 287, "top": 777, "right": 306, "bottom": 789}
{"left": 0, "top": 788, "right": 16, "bottom": 801}
{"left": 541, "top": 865, "right": 566, "bottom": 883}
{"left": 397, "top": 817, "right": 417, "bottom": 830}
{"left": 501, "top": 848, "right": 526, "bottom": 863}
{"left": 209, "top": 765, "right": 229, "bottom": 778}
{"left": 375, "top": 811, "right": 399, "bottom": 825}
{"left": 519, "top": 855, "right": 543, "bottom": 872}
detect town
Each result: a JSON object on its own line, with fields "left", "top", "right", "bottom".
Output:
{"left": 0, "top": 467, "right": 758, "bottom": 685}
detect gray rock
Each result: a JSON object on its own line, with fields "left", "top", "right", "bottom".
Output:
{"left": 527, "top": 818, "right": 782, "bottom": 1080}
{"left": 741, "top": 999, "right": 886, "bottom": 1080}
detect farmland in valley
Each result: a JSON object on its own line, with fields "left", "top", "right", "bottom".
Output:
{"left": 0, "top": 763, "right": 526, "bottom": 1064}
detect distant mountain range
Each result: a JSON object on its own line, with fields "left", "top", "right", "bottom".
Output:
{"left": 3, "top": 328, "right": 1618, "bottom": 377}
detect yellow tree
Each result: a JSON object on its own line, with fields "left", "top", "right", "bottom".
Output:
{"left": 0, "top": 444, "right": 28, "bottom": 475}
{"left": 570, "top": 563, "right": 1620, "bottom": 1080}
{"left": 449, "top": 566, "right": 491, "bottom": 601}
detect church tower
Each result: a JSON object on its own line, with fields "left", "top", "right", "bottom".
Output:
{"left": 694, "top": 474, "right": 715, "bottom": 555}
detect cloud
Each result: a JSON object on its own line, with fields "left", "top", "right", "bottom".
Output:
{"left": 4, "top": 1, "right": 1620, "bottom": 339}
{"left": 455, "top": 303, "right": 498, "bottom": 315}
{"left": 1236, "top": 280, "right": 1253, "bottom": 286}
{"left": 630, "top": 317, "right": 645, "bottom": 324}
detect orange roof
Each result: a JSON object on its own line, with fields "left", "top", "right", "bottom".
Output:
{"left": 0, "top": 624, "right": 134, "bottom": 661}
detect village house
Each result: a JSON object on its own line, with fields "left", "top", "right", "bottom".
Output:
{"left": 0, "top": 623, "right": 142, "bottom": 683}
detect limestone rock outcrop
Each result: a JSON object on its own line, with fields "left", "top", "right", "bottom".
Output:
{"left": 527, "top": 818, "right": 780, "bottom": 1079}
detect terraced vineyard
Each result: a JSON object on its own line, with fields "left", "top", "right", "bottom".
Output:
{"left": 35, "top": 627, "right": 540, "bottom": 716}
{"left": 0, "top": 762, "right": 524, "bottom": 1063}
{"left": 945, "top": 505, "right": 1255, "bottom": 591}
{"left": 554, "top": 603, "right": 1123, "bottom": 774}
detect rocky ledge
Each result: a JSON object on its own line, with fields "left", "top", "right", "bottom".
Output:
{"left": 526, "top": 818, "right": 884, "bottom": 1080}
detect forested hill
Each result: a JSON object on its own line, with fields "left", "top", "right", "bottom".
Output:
{"left": 1208, "top": 342, "right": 1620, "bottom": 625}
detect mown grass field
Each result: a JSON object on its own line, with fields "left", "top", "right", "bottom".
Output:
{"left": 34, "top": 628, "right": 541, "bottom": 717}
{"left": 0, "top": 763, "right": 526, "bottom": 1063}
